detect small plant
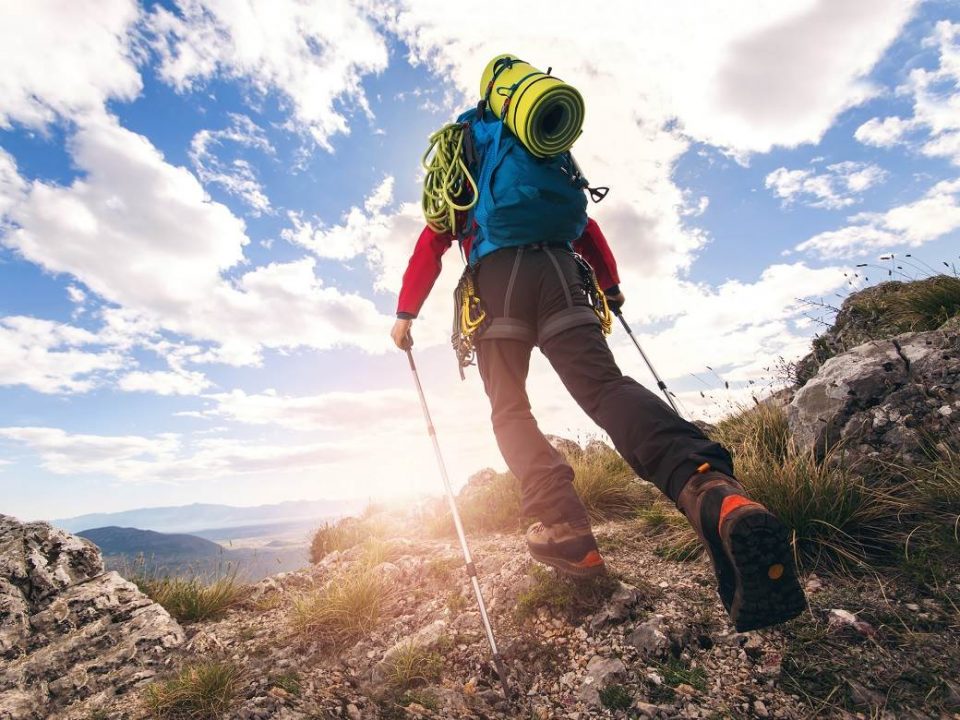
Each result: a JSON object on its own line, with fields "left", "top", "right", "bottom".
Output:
{"left": 427, "top": 470, "right": 524, "bottom": 537}
{"left": 360, "top": 537, "right": 402, "bottom": 566}
{"left": 144, "top": 661, "right": 245, "bottom": 720}
{"left": 599, "top": 683, "right": 633, "bottom": 710}
{"left": 135, "top": 567, "right": 248, "bottom": 624}
{"left": 711, "top": 400, "right": 791, "bottom": 465}
{"left": 515, "top": 565, "right": 622, "bottom": 622}
{"left": 291, "top": 567, "right": 395, "bottom": 647}
{"left": 269, "top": 671, "right": 301, "bottom": 696}
{"left": 657, "top": 655, "right": 707, "bottom": 692}
{"left": 382, "top": 641, "right": 444, "bottom": 691}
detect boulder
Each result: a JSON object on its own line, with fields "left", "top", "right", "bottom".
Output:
{"left": 0, "top": 515, "right": 184, "bottom": 720}
{"left": 787, "top": 322, "right": 960, "bottom": 467}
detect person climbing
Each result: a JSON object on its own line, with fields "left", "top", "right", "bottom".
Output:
{"left": 390, "top": 54, "right": 806, "bottom": 632}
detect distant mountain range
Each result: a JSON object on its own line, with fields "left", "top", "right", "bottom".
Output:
{"left": 78, "top": 525, "right": 310, "bottom": 581}
{"left": 55, "top": 498, "right": 366, "bottom": 534}
{"left": 79, "top": 526, "right": 223, "bottom": 559}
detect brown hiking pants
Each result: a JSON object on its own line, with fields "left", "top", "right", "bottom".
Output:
{"left": 474, "top": 245, "right": 735, "bottom": 526}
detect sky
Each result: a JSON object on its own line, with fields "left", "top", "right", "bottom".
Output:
{"left": 2, "top": 0, "right": 960, "bottom": 521}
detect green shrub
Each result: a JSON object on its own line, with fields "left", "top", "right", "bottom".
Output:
{"left": 135, "top": 568, "right": 248, "bottom": 624}
{"left": 427, "top": 471, "right": 523, "bottom": 537}
{"left": 291, "top": 567, "right": 395, "bottom": 647}
{"left": 144, "top": 661, "right": 244, "bottom": 720}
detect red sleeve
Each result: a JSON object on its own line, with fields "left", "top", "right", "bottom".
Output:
{"left": 396, "top": 225, "right": 456, "bottom": 317}
{"left": 573, "top": 217, "right": 620, "bottom": 292}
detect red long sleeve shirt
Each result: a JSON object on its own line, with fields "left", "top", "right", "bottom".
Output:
{"left": 396, "top": 218, "right": 621, "bottom": 318}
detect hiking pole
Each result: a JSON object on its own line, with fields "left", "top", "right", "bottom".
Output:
{"left": 404, "top": 348, "right": 513, "bottom": 700}
{"left": 611, "top": 307, "right": 682, "bottom": 417}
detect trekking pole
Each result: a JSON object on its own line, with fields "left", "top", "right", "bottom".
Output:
{"left": 611, "top": 307, "right": 682, "bottom": 416}
{"left": 404, "top": 348, "right": 513, "bottom": 700}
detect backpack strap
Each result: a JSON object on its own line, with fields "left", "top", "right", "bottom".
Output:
{"left": 478, "top": 56, "right": 520, "bottom": 119}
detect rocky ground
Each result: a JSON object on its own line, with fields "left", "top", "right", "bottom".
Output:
{"left": 8, "top": 511, "right": 952, "bottom": 720}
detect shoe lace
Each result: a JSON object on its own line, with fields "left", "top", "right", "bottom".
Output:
{"left": 530, "top": 521, "right": 545, "bottom": 533}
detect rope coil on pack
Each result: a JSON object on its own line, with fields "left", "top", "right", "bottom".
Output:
{"left": 573, "top": 253, "right": 613, "bottom": 335}
{"left": 421, "top": 122, "right": 478, "bottom": 234}
{"left": 452, "top": 267, "right": 488, "bottom": 378}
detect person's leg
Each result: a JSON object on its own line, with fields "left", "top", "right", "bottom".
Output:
{"left": 476, "top": 338, "right": 588, "bottom": 526}
{"left": 539, "top": 322, "right": 733, "bottom": 503}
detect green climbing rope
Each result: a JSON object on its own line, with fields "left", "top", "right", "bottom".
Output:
{"left": 421, "top": 122, "right": 478, "bottom": 234}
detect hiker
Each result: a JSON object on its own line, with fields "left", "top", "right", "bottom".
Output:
{"left": 391, "top": 56, "right": 805, "bottom": 632}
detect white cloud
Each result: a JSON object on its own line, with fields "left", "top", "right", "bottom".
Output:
{"left": 189, "top": 114, "right": 274, "bottom": 214}
{"left": 147, "top": 0, "right": 389, "bottom": 149}
{"left": 0, "top": 0, "right": 142, "bottom": 128}
{"left": 0, "top": 426, "right": 348, "bottom": 484}
{"left": 855, "top": 21, "right": 960, "bottom": 164}
{"left": 118, "top": 370, "right": 212, "bottom": 396}
{"left": 201, "top": 388, "right": 418, "bottom": 431}
{"left": 765, "top": 161, "right": 887, "bottom": 209}
{"left": 0, "top": 316, "right": 127, "bottom": 394}
{"left": 0, "top": 115, "right": 394, "bottom": 365}
{"left": 796, "top": 178, "right": 960, "bottom": 258}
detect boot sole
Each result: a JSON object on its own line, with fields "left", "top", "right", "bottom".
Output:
{"left": 527, "top": 546, "right": 607, "bottom": 579}
{"left": 723, "top": 507, "right": 806, "bottom": 632}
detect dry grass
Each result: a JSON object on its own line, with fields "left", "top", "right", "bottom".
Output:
{"left": 709, "top": 402, "right": 910, "bottom": 571}
{"left": 381, "top": 641, "right": 444, "bottom": 691}
{"left": 144, "top": 661, "right": 245, "bottom": 720}
{"left": 571, "top": 442, "right": 655, "bottom": 522}
{"left": 290, "top": 566, "right": 395, "bottom": 647}
{"left": 135, "top": 567, "right": 248, "bottom": 624}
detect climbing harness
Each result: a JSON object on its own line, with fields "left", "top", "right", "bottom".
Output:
{"left": 479, "top": 54, "right": 584, "bottom": 158}
{"left": 404, "top": 348, "right": 513, "bottom": 700}
{"left": 452, "top": 266, "right": 488, "bottom": 379}
{"left": 421, "top": 122, "right": 478, "bottom": 234}
{"left": 573, "top": 253, "right": 613, "bottom": 335}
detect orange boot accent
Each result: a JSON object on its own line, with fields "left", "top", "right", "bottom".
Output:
{"left": 718, "top": 494, "right": 762, "bottom": 529}
{"left": 575, "top": 550, "right": 606, "bottom": 568}
{"left": 696, "top": 462, "right": 711, "bottom": 474}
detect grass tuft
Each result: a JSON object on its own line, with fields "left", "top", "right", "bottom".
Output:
{"left": 291, "top": 566, "right": 395, "bottom": 648}
{"left": 135, "top": 567, "right": 248, "bottom": 624}
{"left": 144, "top": 661, "right": 245, "bottom": 720}
{"left": 599, "top": 684, "right": 633, "bottom": 710}
{"left": 570, "top": 441, "right": 654, "bottom": 521}
{"left": 381, "top": 641, "right": 444, "bottom": 691}
{"left": 310, "top": 516, "right": 388, "bottom": 563}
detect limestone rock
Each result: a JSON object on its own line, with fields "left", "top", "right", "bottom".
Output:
{"left": 0, "top": 515, "right": 184, "bottom": 720}
{"left": 787, "top": 325, "right": 960, "bottom": 467}
{"left": 625, "top": 615, "right": 669, "bottom": 658}
{"left": 579, "top": 655, "right": 626, "bottom": 706}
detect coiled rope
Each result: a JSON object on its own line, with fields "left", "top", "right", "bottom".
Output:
{"left": 421, "top": 123, "right": 478, "bottom": 234}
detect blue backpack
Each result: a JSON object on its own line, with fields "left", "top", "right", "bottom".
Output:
{"left": 456, "top": 108, "right": 604, "bottom": 265}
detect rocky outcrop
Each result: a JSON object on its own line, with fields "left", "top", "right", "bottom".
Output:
{"left": 787, "top": 317, "right": 960, "bottom": 466}
{"left": 0, "top": 515, "right": 184, "bottom": 720}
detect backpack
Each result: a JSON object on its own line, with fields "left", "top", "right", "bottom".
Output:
{"left": 456, "top": 107, "right": 596, "bottom": 265}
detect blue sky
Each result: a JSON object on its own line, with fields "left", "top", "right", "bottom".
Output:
{"left": 2, "top": 0, "right": 959, "bottom": 521}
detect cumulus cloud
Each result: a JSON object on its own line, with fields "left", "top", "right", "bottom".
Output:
{"left": 0, "top": 115, "right": 394, "bottom": 365}
{"left": 147, "top": 0, "right": 389, "bottom": 149}
{"left": 0, "top": 426, "right": 348, "bottom": 484}
{"left": 765, "top": 161, "right": 888, "bottom": 209}
{"left": 0, "top": 316, "right": 127, "bottom": 394}
{"left": 0, "top": 0, "right": 142, "bottom": 128}
{"left": 855, "top": 20, "right": 960, "bottom": 164}
{"left": 118, "top": 370, "right": 212, "bottom": 396}
{"left": 189, "top": 114, "right": 274, "bottom": 214}
{"left": 200, "top": 388, "right": 418, "bottom": 431}
{"left": 796, "top": 178, "right": 960, "bottom": 258}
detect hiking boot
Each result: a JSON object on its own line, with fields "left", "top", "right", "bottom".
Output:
{"left": 526, "top": 520, "right": 606, "bottom": 578}
{"left": 677, "top": 465, "right": 806, "bottom": 632}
